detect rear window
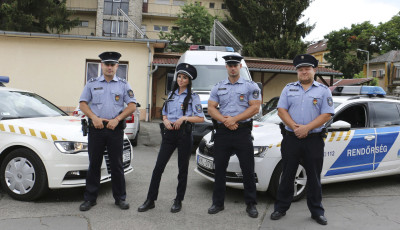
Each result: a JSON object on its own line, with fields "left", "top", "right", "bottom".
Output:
{"left": 371, "top": 102, "right": 400, "bottom": 127}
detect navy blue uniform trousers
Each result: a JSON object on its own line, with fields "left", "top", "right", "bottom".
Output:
{"left": 146, "top": 126, "right": 192, "bottom": 201}
{"left": 212, "top": 127, "right": 257, "bottom": 206}
{"left": 84, "top": 127, "right": 126, "bottom": 202}
{"left": 274, "top": 134, "right": 325, "bottom": 216}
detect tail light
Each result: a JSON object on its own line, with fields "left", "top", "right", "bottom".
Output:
{"left": 72, "top": 111, "right": 78, "bottom": 116}
{"left": 126, "top": 114, "right": 134, "bottom": 123}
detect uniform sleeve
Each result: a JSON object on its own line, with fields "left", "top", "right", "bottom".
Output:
{"left": 79, "top": 83, "right": 92, "bottom": 103}
{"left": 161, "top": 92, "right": 172, "bottom": 116}
{"left": 208, "top": 85, "right": 219, "bottom": 103}
{"left": 191, "top": 94, "right": 204, "bottom": 117}
{"left": 277, "top": 86, "right": 289, "bottom": 110}
{"left": 320, "top": 88, "right": 335, "bottom": 115}
{"left": 123, "top": 83, "right": 137, "bottom": 104}
{"left": 248, "top": 82, "right": 262, "bottom": 101}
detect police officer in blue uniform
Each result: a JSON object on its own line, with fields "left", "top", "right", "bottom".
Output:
{"left": 207, "top": 54, "right": 261, "bottom": 218}
{"left": 138, "top": 63, "right": 204, "bottom": 213}
{"left": 270, "top": 54, "right": 334, "bottom": 225}
{"left": 79, "top": 51, "right": 137, "bottom": 211}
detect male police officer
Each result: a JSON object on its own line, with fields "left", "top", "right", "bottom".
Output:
{"left": 270, "top": 54, "right": 334, "bottom": 225}
{"left": 79, "top": 51, "right": 137, "bottom": 211}
{"left": 207, "top": 54, "right": 261, "bottom": 218}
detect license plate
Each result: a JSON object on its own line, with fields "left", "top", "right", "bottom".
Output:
{"left": 123, "top": 151, "right": 131, "bottom": 163}
{"left": 197, "top": 155, "right": 214, "bottom": 170}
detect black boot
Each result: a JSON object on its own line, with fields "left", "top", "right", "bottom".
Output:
{"left": 138, "top": 199, "right": 155, "bottom": 212}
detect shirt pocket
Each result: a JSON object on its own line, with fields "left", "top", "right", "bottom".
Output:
{"left": 111, "top": 90, "right": 124, "bottom": 106}
{"left": 92, "top": 89, "right": 104, "bottom": 104}
{"left": 287, "top": 92, "right": 301, "bottom": 105}
{"left": 307, "top": 93, "right": 321, "bottom": 111}
{"left": 217, "top": 90, "right": 229, "bottom": 104}
{"left": 235, "top": 90, "right": 248, "bottom": 107}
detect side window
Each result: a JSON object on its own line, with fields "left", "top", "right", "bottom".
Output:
{"left": 333, "top": 104, "right": 367, "bottom": 128}
{"left": 371, "top": 102, "right": 400, "bottom": 127}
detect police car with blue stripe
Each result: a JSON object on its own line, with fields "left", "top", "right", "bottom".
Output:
{"left": 196, "top": 85, "right": 400, "bottom": 200}
{"left": 0, "top": 76, "right": 133, "bottom": 201}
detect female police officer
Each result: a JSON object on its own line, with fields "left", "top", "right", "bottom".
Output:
{"left": 138, "top": 63, "right": 204, "bottom": 213}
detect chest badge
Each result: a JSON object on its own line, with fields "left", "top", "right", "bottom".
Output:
{"left": 115, "top": 95, "right": 120, "bottom": 102}
{"left": 181, "top": 104, "right": 184, "bottom": 110}
{"left": 239, "top": 94, "right": 244, "bottom": 101}
{"left": 313, "top": 98, "right": 317, "bottom": 105}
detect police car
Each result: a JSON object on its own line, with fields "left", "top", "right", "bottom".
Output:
{"left": 195, "top": 85, "right": 400, "bottom": 201}
{"left": 0, "top": 76, "right": 133, "bottom": 201}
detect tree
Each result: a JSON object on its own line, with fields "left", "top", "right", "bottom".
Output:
{"left": 324, "top": 22, "right": 378, "bottom": 78}
{"left": 375, "top": 12, "right": 400, "bottom": 53}
{"left": 0, "top": 0, "right": 79, "bottom": 34}
{"left": 159, "top": 2, "right": 215, "bottom": 52}
{"left": 223, "top": 0, "right": 314, "bottom": 58}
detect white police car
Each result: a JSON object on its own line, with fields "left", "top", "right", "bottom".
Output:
{"left": 195, "top": 86, "right": 400, "bottom": 200}
{"left": 0, "top": 76, "right": 133, "bottom": 201}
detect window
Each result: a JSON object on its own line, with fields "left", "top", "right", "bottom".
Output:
{"left": 79, "top": 21, "right": 89, "bottom": 27}
{"left": 104, "top": 0, "right": 129, "bottom": 15}
{"left": 86, "top": 61, "right": 129, "bottom": 82}
{"left": 155, "top": 0, "right": 170, "bottom": 4}
{"left": 333, "top": 104, "right": 367, "bottom": 128}
{"left": 141, "top": 25, "right": 147, "bottom": 33}
{"left": 221, "top": 3, "right": 226, "bottom": 9}
{"left": 153, "top": 25, "right": 168, "bottom": 32}
{"left": 397, "top": 68, "right": 400, "bottom": 79}
{"left": 378, "top": 69, "right": 385, "bottom": 78}
{"left": 103, "top": 20, "right": 128, "bottom": 37}
{"left": 372, "top": 102, "right": 400, "bottom": 127}
{"left": 173, "top": 0, "right": 184, "bottom": 5}
{"left": 209, "top": 2, "right": 215, "bottom": 8}
{"left": 195, "top": 1, "right": 202, "bottom": 6}
{"left": 171, "top": 26, "right": 179, "bottom": 31}
{"left": 372, "top": 70, "right": 377, "bottom": 78}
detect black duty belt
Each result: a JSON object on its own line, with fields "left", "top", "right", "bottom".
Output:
{"left": 216, "top": 121, "right": 252, "bottom": 130}
{"left": 286, "top": 131, "right": 322, "bottom": 137}
{"left": 88, "top": 118, "right": 126, "bottom": 130}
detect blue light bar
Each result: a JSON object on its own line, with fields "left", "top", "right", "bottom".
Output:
{"left": 225, "top": 47, "right": 234, "bottom": 52}
{"left": 360, "top": 86, "right": 386, "bottom": 95}
{"left": 0, "top": 76, "right": 9, "bottom": 83}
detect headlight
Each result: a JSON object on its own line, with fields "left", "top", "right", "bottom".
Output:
{"left": 254, "top": 146, "right": 268, "bottom": 158}
{"left": 54, "top": 141, "right": 88, "bottom": 154}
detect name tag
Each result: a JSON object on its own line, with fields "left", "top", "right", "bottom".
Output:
{"left": 94, "top": 87, "right": 103, "bottom": 90}
{"left": 218, "top": 88, "right": 226, "bottom": 90}
{"left": 289, "top": 89, "right": 298, "bottom": 91}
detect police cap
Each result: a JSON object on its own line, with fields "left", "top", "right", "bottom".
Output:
{"left": 176, "top": 63, "right": 197, "bottom": 80}
{"left": 222, "top": 54, "right": 243, "bottom": 64}
{"left": 99, "top": 51, "right": 121, "bottom": 64}
{"left": 293, "top": 54, "right": 318, "bottom": 68}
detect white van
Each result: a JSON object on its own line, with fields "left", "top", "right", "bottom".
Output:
{"left": 168, "top": 45, "right": 260, "bottom": 143}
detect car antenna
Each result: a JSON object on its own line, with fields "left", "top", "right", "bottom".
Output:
{"left": 215, "top": 53, "right": 218, "bottom": 62}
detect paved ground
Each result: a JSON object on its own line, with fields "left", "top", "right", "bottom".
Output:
{"left": 1, "top": 120, "right": 400, "bottom": 230}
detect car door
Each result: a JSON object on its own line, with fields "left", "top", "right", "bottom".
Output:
{"left": 369, "top": 101, "right": 400, "bottom": 172}
{"left": 322, "top": 102, "right": 377, "bottom": 178}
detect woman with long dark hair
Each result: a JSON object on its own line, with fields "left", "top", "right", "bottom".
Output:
{"left": 138, "top": 63, "right": 204, "bottom": 213}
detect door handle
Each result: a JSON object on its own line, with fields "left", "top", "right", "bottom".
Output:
{"left": 364, "top": 135, "right": 375, "bottom": 141}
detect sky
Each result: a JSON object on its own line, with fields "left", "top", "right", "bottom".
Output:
{"left": 302, "top": 0, "right": 400, "bottom": 42}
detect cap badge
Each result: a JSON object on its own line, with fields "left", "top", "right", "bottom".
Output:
{"left": 186, "top": 64, "right": 189, "bottom": 68}
{"left": 301, "top": 56, "right": 304, "bottom": 59}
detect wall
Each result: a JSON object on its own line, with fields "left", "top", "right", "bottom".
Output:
{"left": 251, "top": 72, "right": 298, "bottom": 102}
{"left": 0, "top": 34, "right": 155, "bottom": 120}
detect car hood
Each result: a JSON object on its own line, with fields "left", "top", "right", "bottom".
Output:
{"left": 0, "top": 116, "right": 87, "bottom": 142}
{"left": 251, "top": 122, "right": 282, "bottom": 146}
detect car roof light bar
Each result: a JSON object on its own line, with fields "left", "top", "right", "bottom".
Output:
{"left": 0, "top": 76, "right": 9, "bottom": 86}
{"left": 188, "top": 45, "right": 234, "bottom": 52}
{"left": 332, "top": 86, "right": 386, "bottom": 96}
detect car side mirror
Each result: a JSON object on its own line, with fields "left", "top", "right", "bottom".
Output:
{"left": 327, "top": 120, "right": 351, "bottom": 132}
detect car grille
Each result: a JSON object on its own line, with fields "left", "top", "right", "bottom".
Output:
{"left": 198, "top": 138, "right": 214, "bottom": 157}
{"left": 203, "top": 108, "right": 212, "bottom": 120}
{"left": 197, "top": 166, "right": 258, "bottom": 183}
{"left": 104, "top": 140, "right": 132, "bottom": 174}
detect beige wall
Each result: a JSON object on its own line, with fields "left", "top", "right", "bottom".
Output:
{"left": 251, "top": 72, "right": 298, "bottom": 102}
{"left": 67, "top": 0, "right": 98, "bottom": 9}
{"left": 0, "top": 34, "right": 156, "bottom": 120}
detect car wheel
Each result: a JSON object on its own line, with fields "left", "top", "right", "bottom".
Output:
{"left": 268, "top": 162, "right": 307, "bottom": 202}
{"left": 0, "top": 148, "right": 48, "bottom": 201}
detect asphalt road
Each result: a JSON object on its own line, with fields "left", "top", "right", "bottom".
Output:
{"left": 1, "top": 121, "right": 400, "bottom": 230}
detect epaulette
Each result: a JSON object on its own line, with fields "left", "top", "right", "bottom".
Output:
{"left": 286, "top": 82, "right": 296, "bottom": 86}
{"left": 214, "top": 80, "right": 224, "bottom": 86}
{"left": 316, "top": 82, "right": 328, "bottom": 89}
{"left": 118, "top": 77, "right": 127, "bottom": 83}
{"left": 192, "top": 92, "right": 197, "bottom": 96}
{"left": 88, "top": 77, "right": 97, "bottom": 83}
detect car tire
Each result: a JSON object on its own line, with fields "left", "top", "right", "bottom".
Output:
{"left": 131, "top": 123, "right": 140, "bottom": 146}
{"left": 0, "top": 148, "right": 48, "bottom": 201}
{"left": 268, "top": 162, "right": 307, "bottom": 202}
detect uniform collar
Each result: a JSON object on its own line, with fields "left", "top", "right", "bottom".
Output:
{"left": 174, "top": 88, "right": 188, "bottom": 95}
{"left": 294, "top": 80, "right": 317, "bottom": 87}
{"left": 223, "top": 77, "right": 244, "bottom": 85}
{"left": 99, "top": 75, "right": 118, "bottom": 82}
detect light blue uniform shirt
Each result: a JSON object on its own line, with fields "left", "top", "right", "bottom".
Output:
{"left": 162, "top": 88, "right": 204, "bottom": 122}
{"left": 79, "top": 75, "right": 137, "bottom": 119}
{"left": 277, "top": 81, "right": 334, "bottom": 133}
{"left": 209, "top": 77, "right": 261, "bottom": 122}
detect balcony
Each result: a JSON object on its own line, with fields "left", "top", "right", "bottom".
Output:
{"left": 67, "top": 0, "right": 97, "bottom": 12}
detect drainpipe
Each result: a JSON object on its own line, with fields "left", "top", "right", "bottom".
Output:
{"left": 145, "top": 42, "right": 159, "bottom": 122}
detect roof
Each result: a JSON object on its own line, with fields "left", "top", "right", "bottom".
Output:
{"left": 370, "top": 50, "right": 400, "bottom": 63}
{"left": 317, "top": 78, "right": 373, "bottom": 86}
{"left": 306, "top": 39, "right": 328, "bottom": 54}
{"left": 153, "top": 53, "right": 342, "bottom": 76}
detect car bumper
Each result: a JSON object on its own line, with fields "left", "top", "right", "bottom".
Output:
{"left": 193, "top": 122, "right": 213, "bottom": 143}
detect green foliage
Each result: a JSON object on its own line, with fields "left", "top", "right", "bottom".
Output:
{"left": 324, "top": 22, "right": 378, "bottom": 78}
{"left": 375, "top": 12, "right": 400, "bottom": 53}
{"left": 354, "top": 71, "right": 366, "bottom": 79}
{"left": 0, "top": 0, "right": 79, "bottom": 34}
{"left": 223, "top": 0, "right": 314, "bottom": 58}
{"left": 159, "top": 2, "right": 215, "bottom": 52}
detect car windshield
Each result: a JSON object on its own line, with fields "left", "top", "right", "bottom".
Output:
{"left": 259, "top": 102, "right": 343, "bottom": 124}
{"left": 0, "top": 90, "right": 67, "bottom": 120}
{"left": 191, "top": 65, "right": 251, "bottom": 91}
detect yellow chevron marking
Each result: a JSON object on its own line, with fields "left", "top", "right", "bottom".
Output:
{"left": 19, "top": 127, "right": 26, "bottom": 135}
{"left": 277, "top": 143, "right": 281, "bottom": 147}
{"left": 62, "top": 138, "right": 67, "bottom": 141}
{"left": 0, "top": 124, "right": 5, "bottom": 131}
{"left": 51, "top": 134, "right": 58, "bottom": 141}
{"left": 9, "top": 125, "right": 15, "bottom": 133}
{"left": 40, "top": 131, "right": 47, "bottom": 139}
{"left": 329, "top": 132, "right": 336, "bottom": 142}
{"left": 344, "top": 130, "right": 351, "bottom": 141}
{"left": 269, "top": 144, "right": 273, "bottom": 148}
{"left": 337, "top": 132, "right": 344, "bottom": 141}
{"left": 29, "top": 129, "right": 36, "bottom": 136}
